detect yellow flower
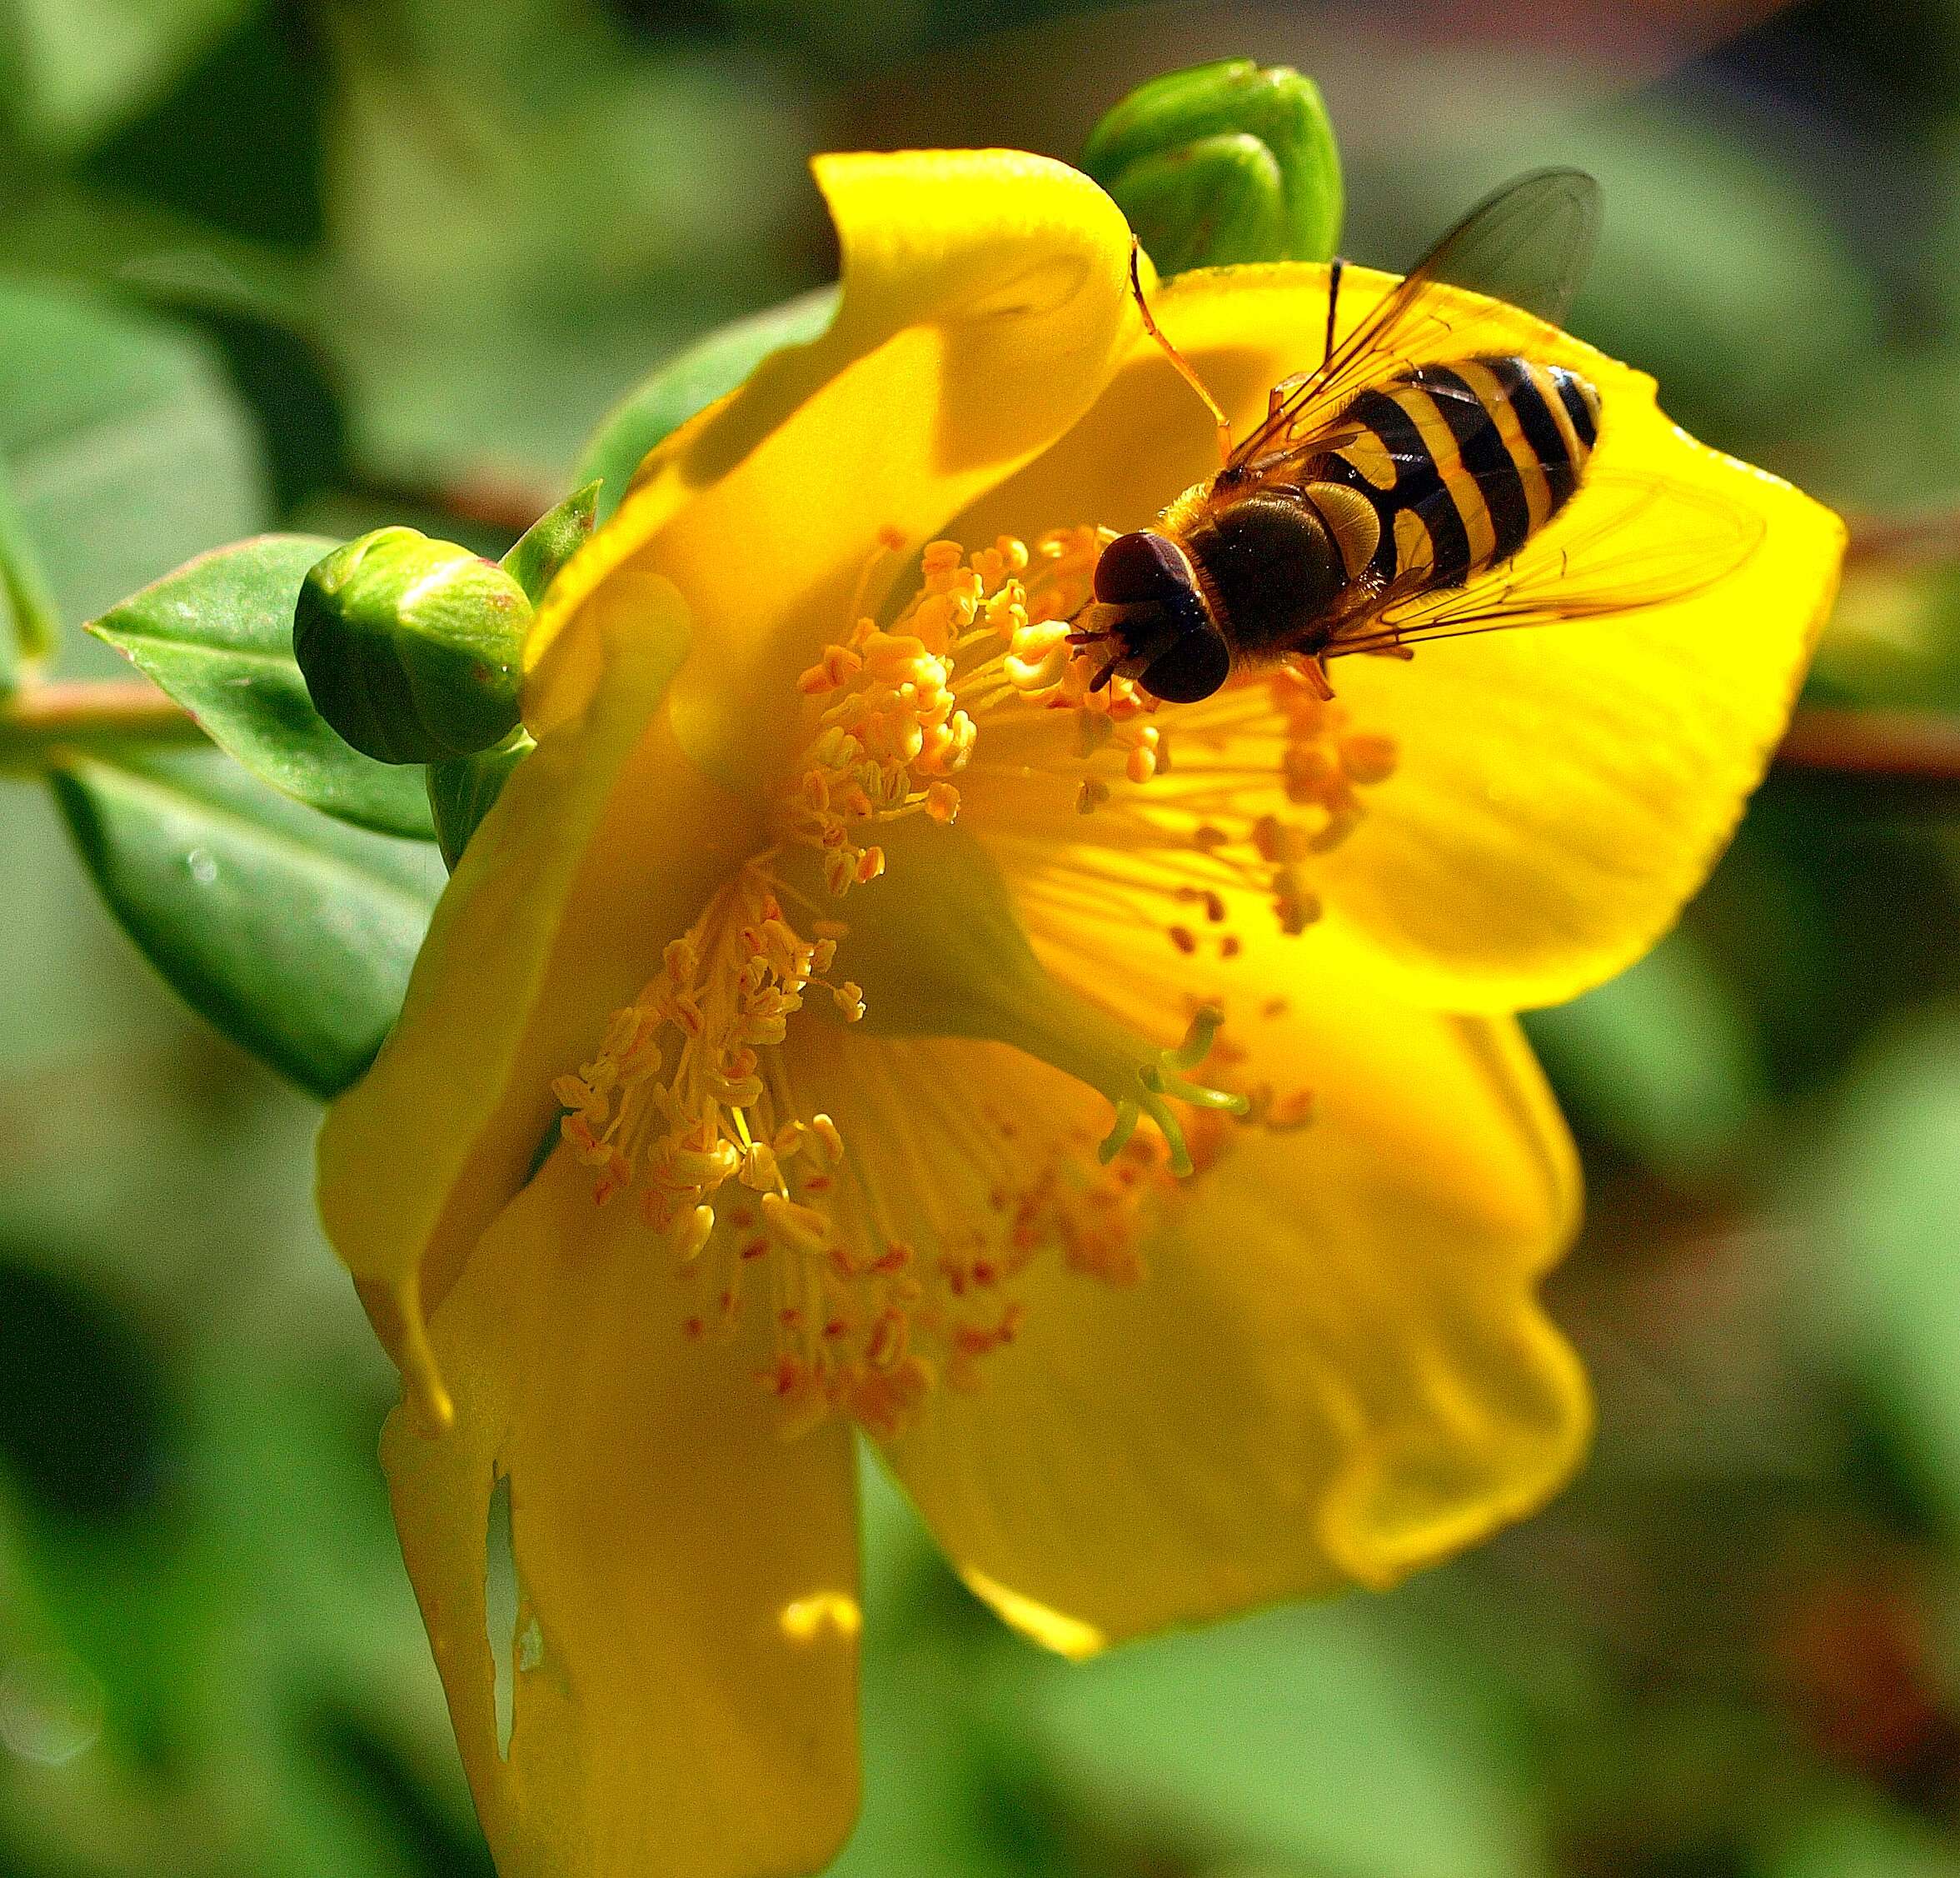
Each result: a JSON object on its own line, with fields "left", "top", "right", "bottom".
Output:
{"left": 315, "top": 150, "right": 1842, "bottom": 1876}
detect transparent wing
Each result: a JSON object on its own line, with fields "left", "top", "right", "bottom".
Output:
{"left": 1232, "top": 169, "right": 1603, "bottom": 472}
{"left": 1323, "top": 472, "right": 1767, "bottom": 657}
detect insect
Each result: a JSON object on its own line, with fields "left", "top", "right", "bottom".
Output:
{"left": 1072, "top": 168, "right": 1764, "bottom": 704}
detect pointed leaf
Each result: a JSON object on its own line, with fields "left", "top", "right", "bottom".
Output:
{"left": 0, "top": 278, "right": 268, "bottom": 628}
{"left": 576, "top": 287, "right": 839, "bottom": 518}
{"left": 501, "top": 482, "right": 597, "bottom": 606}
{"left": 91, "top": 535, "right": 436, "bottom": 839}
{"left": 0, "top": 455, "right": 62, "bottom": 676}
{"left": 50, "top": 750, "right": 443, "bottom": 1097}
{"left": 426, "top": 732, "right": 531, "bottom": 871}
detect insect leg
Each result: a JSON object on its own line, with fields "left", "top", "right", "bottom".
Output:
{"left": 1090, "top": 646, "right": 1127, "bottom": 692}
{"left": 1129, "top": 238, "right": 1234, "bottom": 467}
{"left": 1284, "top": 652, "right": 1337, "bottom": 700}
{"left": 1259, "top": 257, "right": 1347, "bottom": 427}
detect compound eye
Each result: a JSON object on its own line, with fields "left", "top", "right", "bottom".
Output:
{"left": 1140, "top": 626, "right": 1233, "bottom": 704}
{"left": 1094, "top": 530, "right": 1194, "bottom": 605}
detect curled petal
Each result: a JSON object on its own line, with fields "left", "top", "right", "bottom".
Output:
{"left": 953, "top": 262, "right": 1843, "bottom": 1011}
{"left": 530, "top": 149, "right": 1141, "bottom": 797}
{"left": 822, "top": 977, "right": 1583, "bottom": 1648}
{"left": 384, "top": 1151, "right": 862, "bottom": 1878}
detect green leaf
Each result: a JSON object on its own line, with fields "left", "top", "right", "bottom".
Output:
{"left": 501, "top": 481, "right": 598, "bottom": 606}
{"left": 1808, "top": 1017, "right": 1960, "bottom": 1533}
{"left": 1033, "top": 1601, "right": 1550, "bottom": 1878}
{"left": 49, "top": 749, "right": 442, "bottom": 1098}
{"left": 91, "top": 535, "right": 436, "bottom": 840}
{"left": 0, "top": 452, "right": 62, "bottom": 677}
{"left": 0, "top": 278, "right": 270, "bottom": 632}
{"left": 576, "top": 287, "right": 839, "bottom": 518}
{"left": 0, "top": 0, "right": 258, "bottom": 153}
{"left": 1522, "top": 928, "right": 1765, "bottom": 1185}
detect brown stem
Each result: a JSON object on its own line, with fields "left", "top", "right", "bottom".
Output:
{"left": 1847, "top": 503, "right": 1960, "bottom": 567}
{"left": 345, "top": 472, "right": 559, "bottom": 542}
{"left": 0, "top": 678, "right": 207, "bottom": 772}
{"left": 1773, "top": 707, "right": 1960, "bottom": 787}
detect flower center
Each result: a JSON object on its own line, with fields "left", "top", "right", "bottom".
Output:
{"left": 554, "top": 526, "right": 1394, "bottom": 1436}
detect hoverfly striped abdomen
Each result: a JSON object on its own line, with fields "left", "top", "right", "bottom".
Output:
{"left": 1324, "top": 355, "right": 1602, "bottom": 591}
{"left": 1079, "top": 170, "right": 1757, "bottom": 707}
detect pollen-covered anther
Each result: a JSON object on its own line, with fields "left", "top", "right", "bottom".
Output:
{"left": 1270, "top": 668, "right": 1397, "bottom": 855}
{"left": 761, "top": 1191, "right": 830, "bottom": 1254}
{"left": 555, "top": 526, "right": 1369, "bottom": 1445}
{"left": 674, "top": 1204, "right": 716, "bottom": 1262}
{"left": 788, "top": 617, "right": 979, "bottom": 892}
{"left": 1005, "top": 618, "right": 1071, "bottom": 692}
{"left": 1274, "top": 869, "right": 1323, "bottom": 936}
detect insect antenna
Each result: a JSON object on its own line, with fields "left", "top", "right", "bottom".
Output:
{"left": 1129, "top": 238, "right": 1234, "bottom": 467}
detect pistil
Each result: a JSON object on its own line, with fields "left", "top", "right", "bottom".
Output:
{"left": 552, "top": 524, "right": 1381, "bottom": 1436}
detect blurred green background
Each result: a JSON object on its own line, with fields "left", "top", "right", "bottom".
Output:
{"left": 7, "top": 1, "right": 1960, "bottom": 1873}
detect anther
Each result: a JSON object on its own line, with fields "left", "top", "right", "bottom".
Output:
{"left": 762, "top": 1192, "right": 830, "bottom": 1254}
{"left": 674, "top": 1205, "right": 716, "bottom": 1263}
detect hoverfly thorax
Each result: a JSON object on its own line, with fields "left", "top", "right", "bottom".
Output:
{"left": 1075, "top": 168, "right": 1765, "bottom": 712}
{"left": 1175, "top": 489, "right": 1360, "bottom": 665}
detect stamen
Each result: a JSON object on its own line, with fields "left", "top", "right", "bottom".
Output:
{"left": 966, "top": 646, "right": 1398, "bottom": 960}
{"left": 551, "top": 522, "right": 1383, "bottom": 1441}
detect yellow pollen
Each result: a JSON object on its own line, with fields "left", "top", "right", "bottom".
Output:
{"left": 554, "top": 526, "right": 1362, "bottom": 1441}
{"left": 973, "top": 631, "right": 1397, "bottom": 966}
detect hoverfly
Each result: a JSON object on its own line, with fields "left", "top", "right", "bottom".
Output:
{"left": 1072, "top": 168, "right": 1763, "bottom": 704}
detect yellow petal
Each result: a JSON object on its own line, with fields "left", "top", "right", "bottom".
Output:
{"left": 951, "top": 262, "right": 1843, "bottom": 1009}
{"left": 384, "top": 1150, "right": 861, "bottom": 1878}
{"left": 865, "top": 973, "right": 1586, "bottom": 1648}
{"left": 317, "top": 573, "right": 759, "bottom": 1418}
{"left": 327, "top": 153, "right": 1138, "bottom": 1406}
{"left": 530, "top": 150, "right": 1139, "bottom": 797}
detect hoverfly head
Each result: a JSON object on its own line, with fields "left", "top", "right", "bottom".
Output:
{"left": 1079, "top": 529, "right": 1232, "bottom": 705}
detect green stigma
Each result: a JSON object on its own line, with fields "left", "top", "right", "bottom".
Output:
{"left": 1097, "top": 1005, "right": 1249, "bottom": 1178}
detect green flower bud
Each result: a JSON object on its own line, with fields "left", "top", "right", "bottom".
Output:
{"left": 1082, "top": 60, "right": 1344, "bottom": 275}
{"left": 294, "top": 527, "right": 530, "bottom": 765}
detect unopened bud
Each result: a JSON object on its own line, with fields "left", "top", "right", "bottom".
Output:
{"left": 293, "top": 527, "right": 530, "bottom": 765}
{"left": 1082, "top": 60, "right": 1344, "bottom": 275}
